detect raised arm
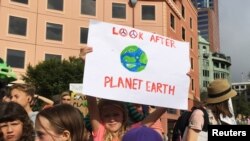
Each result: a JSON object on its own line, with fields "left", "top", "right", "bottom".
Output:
{"left": 141, "top": 107, "right": 167, "bottom": 127}
{"left": 86, "top": 96, "right": 101, "bottom": 132}
{"left": 79, "top": 46, "right": 93, "bottom": 61}
{"left": 34, "top": 94, "right": 54, "bottom": 105}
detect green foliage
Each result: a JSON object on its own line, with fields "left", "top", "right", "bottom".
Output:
{"left": 23, "top": 57, "right": 84, "bottom": 99}
{"left": 232, "top": 93, "right": 250, "bottom": 116}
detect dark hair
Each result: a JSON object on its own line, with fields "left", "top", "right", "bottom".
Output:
{"left": 206, "top": 99, "right": 232, "bottom": 119}
{"left": 0, "top": 102, "right": 35, "bottom": 141}
{"left": 0, "top": 86, "right": 10, "bottom": 101}
{"left": 36, "top": 104, "right": 84, "bottom": 141}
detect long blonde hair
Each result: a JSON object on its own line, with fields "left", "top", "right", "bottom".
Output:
{"left": 98, "top": 99, "right": 128, "bottom": 141}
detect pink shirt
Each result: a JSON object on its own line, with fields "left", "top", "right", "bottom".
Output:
{"left": 92, "top": 123, "right": 105, "bottom": 141}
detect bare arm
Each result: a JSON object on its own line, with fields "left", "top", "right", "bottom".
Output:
{"left": 35, "top": 94, "right": 54, "bottom": 105}
{"left": 86, "top": 96, "right": 101, "bottom": 132}
{"left": 185, "top": 128, "right": 200, "bottom": 141}
{"left": 141, "top": 107, "right": 167, "bottom": 127}
{"left": 80, "top": 46, "right": 93, "bottom": 61}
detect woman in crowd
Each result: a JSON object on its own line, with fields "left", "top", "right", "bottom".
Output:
{"left": 183, "top": 79, "right": 237, "bottom": 141}
{"left": 35, "top": 104, "right": 85, "bottom": 141}
{"left": 0, "top": 102, "right": 35, "bottom": 141}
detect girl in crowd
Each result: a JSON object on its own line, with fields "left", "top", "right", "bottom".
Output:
{"left": 80, "top": 46, "right": 166, "bottom": 141}
{"left": 87, "top": 96, "right": 166, "bottom": 141}
{"left": 35, "top": 104, "right": 85, "bottom": 141}
{"left": 0, "top": 102, "right": 35, "bottom": 141}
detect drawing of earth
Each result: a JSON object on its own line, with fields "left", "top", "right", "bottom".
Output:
{"left": 120, "top": 45, "right": 148, "bottom": 72}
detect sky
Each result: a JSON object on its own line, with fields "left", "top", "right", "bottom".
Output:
{"left": 218, "top": 0, "right": 250, "bottom": 82}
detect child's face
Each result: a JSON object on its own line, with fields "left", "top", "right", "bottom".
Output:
{"left": 35, "top": 116, "right": 68, "bottom": 141}
{"left": 101, "top": 105, "right": 124, "bottom": 132}
{"left": 10, "top": 89, "right": 31, "bottom": 108}
{"left": 0, "top": 120, "right": 23, "bottom": 141}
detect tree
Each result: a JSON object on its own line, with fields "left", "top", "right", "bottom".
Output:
{"left": 232, "top": 88, "right": 250, "bottom": 116}
{"left": 23, "top": 57, "right": 84, "bottom": 100}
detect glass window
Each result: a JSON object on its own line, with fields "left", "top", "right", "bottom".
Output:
{"left": 80, "top": 27, "right": 88, "bottom": 44}
{"left": 191, "top": 78, "right": 194, "bottom": 90}
{"left": 112, "top": 3, "right": 126, "bottom": 19}
{"left": 181, "top": 5, "right": 185, "bottom": 18}
{"left": 81, "top": 0, "right": 96, "bottom": 16}
{"left": 191, "top": 57, "right": 193, "bottom": 69}
{"left": 46, "top": 22, "right": 63, "bottom": 41}
{"left": 45, "top": 54, "right": 62, "bottom": 61}
{"left": 190, "top": 37, "right": 193, "bottom": 49}
{"left": 11, "top": 0, "right": 28, "bottom": 4}
{"left": 182, "top": 27, "right": 185, "bottom": 40}
{"left": 190, "top": 18, "right": 192, "bottom": 29}
{"left": 141, "top": 5, "right": 155, "bottom": 20}
{"left": 7, "top": 49, "right": 25, "bottom": 68}
{"left": 170, "top": 13, "right": 175, "bottom": 29}
{"left": 47, "top": 0, "right": 64, "bottom": 11}
{"left": 8, "top": 16, "right": 27, "bottom": 36}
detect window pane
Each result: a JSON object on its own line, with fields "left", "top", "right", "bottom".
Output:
{"left": 7, "top": 49, "right": 25, "bottom": 68}
{"left": 142, "top": 5, "right": 155, "bottom": 20}
{"left": 182, "top": 27, "right": 185, "bottom": 40}
{"left": 81, "top": 0, "right": 96, "bottom": 16}
{"left": 45, "top": 54, "right": 62, "bottom": 61}
{"left": 47, "top": 0, "right": 64, "bottom": 11}
{"left": 46, "top": 23, "right": 63, "bottom": 41}
{"left": 8, "top": 16, "right": 27, "bottom": 36}
{"left": 112, "top": 3, "right": 126, "bottom": 19}
{"left": 181, "top": 5, "right": 185, "bottom": 18}
{"left": 170, "top": 13, "right": 175, "bottom": 29}
{"left": 80, "top": 27, "right": 88, "bottom": 44}
{"left": 11, "top": 0, "right": 28, "bottom": 4}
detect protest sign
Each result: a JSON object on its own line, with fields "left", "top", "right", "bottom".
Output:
{"left": 83, "top": 20, "right": 190, "bottom": 109}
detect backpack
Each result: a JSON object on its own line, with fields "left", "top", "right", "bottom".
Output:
{"left": 172, "top": 107, "right": 209, "bottom": 141}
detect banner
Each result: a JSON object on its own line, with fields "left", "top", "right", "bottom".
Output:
{"left": 83, "top": 20, "right": 190, "bottom": 109}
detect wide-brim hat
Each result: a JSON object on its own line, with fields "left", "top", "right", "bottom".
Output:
{"left": 206, "top": 79, "right": 237, "bottom": 104}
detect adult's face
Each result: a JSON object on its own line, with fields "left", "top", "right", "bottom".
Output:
{"left": 10, "top": 89, "right": 31, "bottom": 108}
{"left": 0, "top": 120, "right": 23, "bottom": 141}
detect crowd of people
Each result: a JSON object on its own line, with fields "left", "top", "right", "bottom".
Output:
{"left": 0, "top": 46, "right": 241, "bottom": 141}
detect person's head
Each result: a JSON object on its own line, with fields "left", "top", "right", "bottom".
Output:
{"left": 0, "top": 102, "right": 35, "bottom": 141}
{"left": 122, "top": 126, "right": 163, "bottom": 141}
{"left": 60, "top": 91, "right": 71, "bottom": 104}
{"left": 0, "top": 87, "right": 10, "bottom": 102}
{"left": 205, "top": 79, "right": 237, "bottom": 118}
{"left": 10, "top": 84, "right": 35, "bottom": 109}
{"left": 98, "top": 99, "right": 128, "bottom": 139}
{"left": 35, "top": 104, "right": 84, "bottom": 141}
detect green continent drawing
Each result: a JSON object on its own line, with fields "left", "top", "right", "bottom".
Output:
{"left": 120, "top": 45, "right": 148, "bottom": 72}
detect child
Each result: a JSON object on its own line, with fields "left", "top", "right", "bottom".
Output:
{"left": 0, "top": 102, "right": 35, "bottom": 141}
{"left": 35, "top": 104, "right": 85, "bottom": 141}
{"left": 87, "top": 96, "right": 166, "bottom": 141}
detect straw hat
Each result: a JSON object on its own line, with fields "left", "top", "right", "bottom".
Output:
{"left": 206, "top": 79, "right": 237, "bottom": 104}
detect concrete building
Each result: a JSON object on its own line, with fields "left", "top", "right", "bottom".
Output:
{"left": 192, "top": 0, "right": 220, "bottom": 52}
{"left": 198, "top": 35, "right": 231, "bottom": 99}
{"left": 232, "top": 82, "right": 250, "bottom": 102}
{"left": 0, "top": 0, "right": 198, "bottom": 135}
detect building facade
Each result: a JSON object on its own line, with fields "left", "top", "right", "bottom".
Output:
{"left": 0, "top": 0, "right": 198, "bottom": 135}
{"left": 192, "top": 0, "right": 220, "bottom": 52}
{"left": 232, "top": 82, "right": 250, "bottom": 102}
{"left": 198, "top": 36, "right": 231, "bottom": 99}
